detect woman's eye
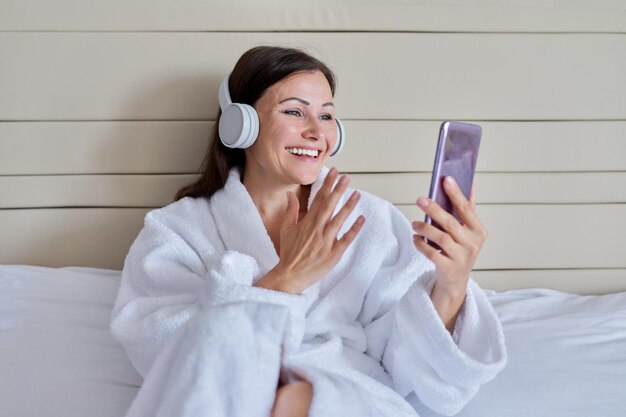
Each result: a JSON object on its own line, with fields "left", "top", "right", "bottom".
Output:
{"left": 282, "top": 109, "right": 302, "bottom": 117}
{"left": 320, "top": 113, "right": 334, "bottom": 121}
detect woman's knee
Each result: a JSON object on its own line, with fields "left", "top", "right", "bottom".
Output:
{"left": 272, "top": 381, "right": 313, "bottom": 417}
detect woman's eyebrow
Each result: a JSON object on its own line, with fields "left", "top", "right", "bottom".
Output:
{"left": 279, "top": 97, "right": 334, "bottom": 107}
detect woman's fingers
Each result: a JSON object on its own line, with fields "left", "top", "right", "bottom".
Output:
{"left": 412, "top": 220, "right": 460, "bottom": 258}
{"left": 469, "top": 179, "right": 476, "bottom": 210}
{"left": 309, "top": 167, "right": 339, "bottom": 212}
{"left": 412, "top": 232, "right": 449, "bottom": 265}
{"left": 417, "top": 196, "right": 471, "bottom": 247}
{"left": 309, "top": 167, "right": 351, "bottom": 221}
{"left": 325, "top": 190, "right": 361, "bottom": 235}
{"left": 282, "top": 191, "right": 300, "bottom": 231}
{"left": 335, "top": 215, "right": 365, "bottom": 253}
{"left": 443, "top": 176, "right": 488, "bottom": 242}
{"left": 320, "top": 167, "right": 339, "bottom": 195}
{"left": 441, "top": 176, "right": 481, "bottom": 231}
{"left": 320, "top": 174, "right": 351, "bottom": 220}
{"left": 414, "top": 177, "right": 489, "bottom": 271}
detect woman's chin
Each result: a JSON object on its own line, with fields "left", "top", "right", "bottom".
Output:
{"left": 280, "top": 157, "right": 326, "bottom": 185}
{"left": 291, "top": 169, "right": 321, "bottom": 186}
{"left": 297, "top": 174, "right": 318, "bottom": 186}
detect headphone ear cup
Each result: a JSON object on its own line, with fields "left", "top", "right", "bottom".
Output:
{"left": 219, "top": 103, "right": 259, "bottom": 149}
{"left": 330, "top": 118, "right": 346, "bottom": 157}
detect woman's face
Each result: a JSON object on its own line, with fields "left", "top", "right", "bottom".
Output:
{"left": 244, "top": 70, "right": 337, "bottom": 187}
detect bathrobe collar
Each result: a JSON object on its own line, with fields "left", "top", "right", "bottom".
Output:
{"left": 210, "top": 166, "right": 330, "bottom": 276}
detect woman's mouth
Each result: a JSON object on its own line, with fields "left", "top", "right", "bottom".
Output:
{"left": 285, "top": 147, "right": 320, "bottom": 159}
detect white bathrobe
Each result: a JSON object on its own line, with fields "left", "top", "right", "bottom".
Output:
{"left": 110, "top": 166, "right": 507, "bottom": 417}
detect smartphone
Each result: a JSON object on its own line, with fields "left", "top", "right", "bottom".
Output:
{"left": 424, "top": 121, "right": 482, "bottom": 248}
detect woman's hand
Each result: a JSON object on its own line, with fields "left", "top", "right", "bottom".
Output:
{"left": 412, "top": 176, "right": 488, "bottom": 331}
{"left": 261, "top": 167, "right": 365, "bottom": 294}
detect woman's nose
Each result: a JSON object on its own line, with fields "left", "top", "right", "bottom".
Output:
{"left": 302, "top": 118, "right": 326, "bottom": 141}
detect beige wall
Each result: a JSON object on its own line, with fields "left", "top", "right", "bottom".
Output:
{"left": 1, "top": 1, "right": 625, "bottom": 293}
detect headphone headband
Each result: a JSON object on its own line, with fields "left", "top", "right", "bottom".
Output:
{"left": 218, "top": 73, "right": 233, "bottom": 110}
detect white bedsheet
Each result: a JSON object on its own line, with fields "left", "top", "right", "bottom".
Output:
{"left": 0, "top": 265, "right": 141, "bottom": 417}
{"left": 435, "top": 288, "right": 626, "bottom": 417}
{"left": 1, "top": 265, "right": 625, "bottom": 417}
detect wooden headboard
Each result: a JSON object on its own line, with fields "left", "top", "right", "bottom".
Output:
{"left": 1, "top": 1, "right": 625, "bottom": 294}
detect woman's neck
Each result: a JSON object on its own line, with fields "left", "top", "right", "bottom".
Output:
{"left": 243, "top": 171, "right": 311, "bottom": 253}
{"left": 242, "top": 172, "right": 311, "bottom": 222}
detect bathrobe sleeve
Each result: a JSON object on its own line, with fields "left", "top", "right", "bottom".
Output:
{"left": 110, "top": 200, "right": 310, "bottom": 377}
{"left": 357, "top": 200, "right": 507, "bottom": 416}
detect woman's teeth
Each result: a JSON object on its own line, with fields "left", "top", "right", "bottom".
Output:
{"left": 286, "top": 147, "right": 319, "bottom": 158}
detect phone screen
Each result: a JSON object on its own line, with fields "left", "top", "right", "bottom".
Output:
{"left": 425, "top": 121, "right": 481, "bottom": 235}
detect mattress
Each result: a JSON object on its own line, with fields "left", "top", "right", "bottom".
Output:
{"left": 1, "top": 265, "right": 625, "bottom": 417}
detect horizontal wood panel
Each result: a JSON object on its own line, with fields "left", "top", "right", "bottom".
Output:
{"left": 2, "top": 205, "right": 624, "bottom": 270}
{"left": 2, "top": 121, "right": 625, "bottom": 175}
{"left": 0, "top": 208, "right": 149, "bottom": 270}
{"left": 397, "top": 204, "right": 626, "bottom": 270}
{"left": 472, "top": 269, "right": 626, "bottom": 295}
{"left": 0, "top": 121, "right": 209, "bottom": 175}
{"left": 350, "top": 172, "right": 626, "bottom": 205}
{"left": 2, "top": 33, "right": 625, "bottom": 120}
{"left": 1, "top": 1, "right": 625, "bottom": 32}
{"left": 0, "top": 175, "right": 191, "bottom": 208}
{"left": 3, "top": 172, "right": 626, "bottom": 208}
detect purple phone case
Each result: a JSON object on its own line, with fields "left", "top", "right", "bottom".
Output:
{"left": 425, "top": 121, "right": 481, "bottom": 247}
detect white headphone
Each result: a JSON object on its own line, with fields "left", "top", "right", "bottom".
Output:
{"left": 218, "top": 73, "right": 345, "bottom": 156}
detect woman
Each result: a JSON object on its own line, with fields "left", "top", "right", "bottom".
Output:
{"left": 110, "top": 46, "right": 507, "bottom": 417}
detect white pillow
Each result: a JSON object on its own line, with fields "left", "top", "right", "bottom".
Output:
{"left": 0, "top": 265, "right": 141, "bottom": 417}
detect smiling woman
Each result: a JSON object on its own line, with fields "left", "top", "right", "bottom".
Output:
{"left": 174, "top": 46, "right": 341, "bottom": 202}
{"left": 110, "top": 45, "right": 507, "bottom": 417}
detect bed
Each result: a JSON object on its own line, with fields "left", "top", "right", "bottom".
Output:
{"left": 2, "top": 265, "right": 625, "bottom": 417}
{"left": 1, "top": 1, "right": 625, "bottom": 416}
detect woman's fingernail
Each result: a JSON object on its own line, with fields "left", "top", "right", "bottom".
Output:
{"left": 350, "top": 191, "right": 360, "bottom": 200}
{"left": 445, "top": 176, "right": 456, "bottom": 187}
{"left": 417, "top": 197, "right": 429, "bottom": 207}
{"left": 340, "top": 175, "right": 349, "bottom": 185}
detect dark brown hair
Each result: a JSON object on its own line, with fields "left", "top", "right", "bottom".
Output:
{"left": 174, "top": 46, "right": 336, "bottom": 202}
